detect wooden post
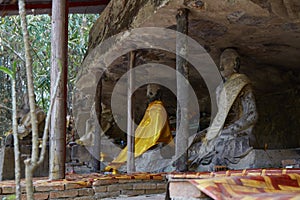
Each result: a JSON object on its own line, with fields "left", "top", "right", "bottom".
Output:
{"left": 49, "top": 0, "right": 68, "bottom": 180}
{"left": 127, "top": 51, "right": 136, "bottom": 173}
{"left": 175, "top": 8, "right": 189, "bottom": 172}
{"left": 92, "top": 79, "right": 102, "bottom": 172}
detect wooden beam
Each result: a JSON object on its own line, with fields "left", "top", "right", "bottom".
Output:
{"left": 0, "top": 0, "right": 109, "bottom": 15}
{"left": 127, "top": 51, "right": 136, "bottom": 173}
{"left": 49, "top": 0, "right": 68, "bottom": 180}
{"left": 0, "top": 1, "right": 109, "bottom": 10}
{"left": 92, "top": 79, "right": 102, "bottom": 172}
{"left": 175, "top": 8, "right": 189, "bottom": 172}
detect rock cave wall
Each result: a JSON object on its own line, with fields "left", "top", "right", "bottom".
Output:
{"left": 74, "top": 0, "right": 300, "bottom": 150}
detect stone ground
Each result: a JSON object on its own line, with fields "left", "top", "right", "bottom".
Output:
{"left": 102, "top": 193, "right": 165, "bottom": 200}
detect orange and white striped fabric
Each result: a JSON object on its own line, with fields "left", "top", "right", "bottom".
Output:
{"left": 169, "top": 169, "right": 300, "bottom": 200}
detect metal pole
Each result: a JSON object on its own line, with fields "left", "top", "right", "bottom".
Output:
{"left": 175, "top": 8, "right": 189, "bottom": 172}
{"left": 127, "top": 51, "right": 136, "bottom": 173}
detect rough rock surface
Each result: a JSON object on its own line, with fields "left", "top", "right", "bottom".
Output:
{"left": 73, "top": 0, "right": 300, "bottom": 167}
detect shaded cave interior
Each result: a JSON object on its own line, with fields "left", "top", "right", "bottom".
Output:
{"left": 75, "top": 0, "right": 300, "bottom": 158}
{"left": 94, "top": 46, "right": 300, "bottom": 151}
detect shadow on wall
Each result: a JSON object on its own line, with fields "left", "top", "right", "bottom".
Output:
{"left": 254, "top": 86, "right": 300, "bottom": 149}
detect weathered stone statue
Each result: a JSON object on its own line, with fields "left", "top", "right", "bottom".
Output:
{"left": 106, "top": 84, "right": 174, "bottom": 172}
{"left": 5, "top": 94, "right": 46, "bottom": 146}
{"left": 189, "top": 48, "right": 258, "bottom": 170}
{"left": 1, "top": 94, "right": 48, "bottom": 180}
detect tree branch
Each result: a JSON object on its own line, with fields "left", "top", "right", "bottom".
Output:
{"left": 1, "top": 38, "right": 26, "bottom": 63}
{"left": 0, "top": 103, "right": 12, "bottom": 111}
{"left": 18, "top": 0, "right": 39, "bottom": 165}
{"left": 18, "top": 0, "right": 39, "bottom": 199}
{"left": 37, "top": 69, "right": 61, "bottom": 165}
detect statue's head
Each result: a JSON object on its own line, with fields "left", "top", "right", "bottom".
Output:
{"left": 147, "top": 84, "right": 162, "bottom": 103}
{"left": 219, "top": 48, "right": 240, "bottom": 79}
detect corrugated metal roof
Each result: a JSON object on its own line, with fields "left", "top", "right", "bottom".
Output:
{"left": 0, "top": 0, "right": 109, "bottom": 16}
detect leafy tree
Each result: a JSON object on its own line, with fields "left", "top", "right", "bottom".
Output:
{"left": 0, "top": 13, "right": 98, "bottom": 137}
{"left": 0, "top": 5, "right": 98, "bottom": 199}
{"left": 0, "top": 63, "right": 21, "bottom": 199}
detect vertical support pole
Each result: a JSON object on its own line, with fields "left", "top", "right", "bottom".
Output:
{"left": 91, "top": 79, "right": 102, "bottom": 172}
{"left": 127, "top": 51, "right": 136, "bottom": 173}
{"left": 175, "top": 8, "right": 189, "bottom": 172}
{"left": 49, "top": 0, "right": 68, "bottom": 180}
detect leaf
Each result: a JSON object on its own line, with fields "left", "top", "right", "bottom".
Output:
{"left": 0, "top": 65, "right": 14, "bottom": 79}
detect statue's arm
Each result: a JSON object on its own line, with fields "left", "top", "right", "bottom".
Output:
{"left": 222, "top": 85, "right": 258, "bottom": 134}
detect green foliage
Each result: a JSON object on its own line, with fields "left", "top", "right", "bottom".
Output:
{"left": 0, "top": 13, "right": 98, "bottom": 135}
{"left": 2, "top": 194, "right": 16, "bottom": 200}
{"left": 0, "top": 62, "right": 17, "bottom": 80}
{"left": 0, "top": 66, "right": 14, "bottom": 79}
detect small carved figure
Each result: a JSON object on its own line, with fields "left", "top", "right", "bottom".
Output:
{"left": 5, "top": 93, "right": 46, "bottom": 146}
{"left": 189, "top": 48, "right": 258, "bottom": 170}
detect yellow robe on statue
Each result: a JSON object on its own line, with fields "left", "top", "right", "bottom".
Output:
{"left": 108, "top": 100, "right": 173, "bottom": 169}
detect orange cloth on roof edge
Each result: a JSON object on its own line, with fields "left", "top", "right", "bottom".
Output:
{"left": 107, "top": 100, "right": 173, "bottom": 169}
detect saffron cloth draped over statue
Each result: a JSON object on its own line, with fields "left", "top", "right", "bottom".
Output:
{"left": 108, "top": 100, "right": 173, "bottom": 169}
